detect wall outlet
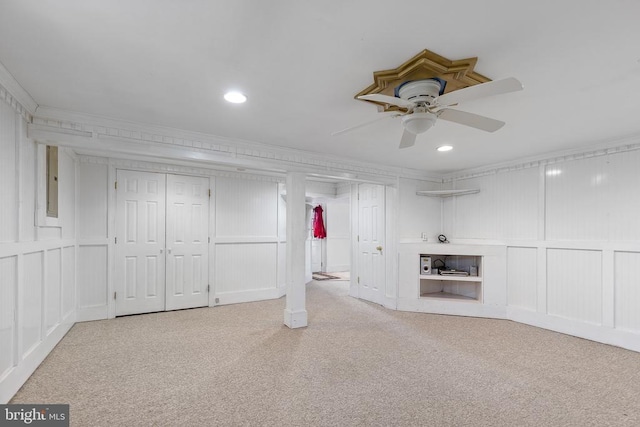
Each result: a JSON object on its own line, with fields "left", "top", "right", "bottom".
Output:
{"left": 421, "top": 232, "right": 428, "bottom": 241}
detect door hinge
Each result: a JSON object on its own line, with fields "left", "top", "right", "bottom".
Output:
{"left": 357, "top": 277, "right": 360, "bottom": 284}
{"left": 115, "top": 237, "right": 117, "bottom": 244}
{"left": 207, "top": 285, "right": 210, "bottom": 293}
{"left": 357, "top": 235, "right": 359, "bottom": 242}
{"left": 208, "top": 237, "right": 210, "bottom": 243}
{"left": 209, "top": 189, "right": 211, "bottom": 198}
{"left": 115, "top": 181, "right": 118, "bottom": 190}
{"left": 114, "top": 292, "right": 117, "bottom": 300}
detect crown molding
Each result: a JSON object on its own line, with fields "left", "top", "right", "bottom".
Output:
{"left": 32, "top": 106, "right": 440, "bottom": 183}
{"left": 78, "top": 155, "right": 285, "bottom": 183}
{"left": 0, "top": 82, "right": 33, "bottom": 122}
{"left": 0, "top": 61, "right": 38, "bottom": 114}
{"left": 444, "top": 131, "right": 640, "bottom": 182}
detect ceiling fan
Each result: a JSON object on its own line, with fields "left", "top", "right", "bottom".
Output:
{"left": 334, "top": 77, "right": 523, "bottom": 148}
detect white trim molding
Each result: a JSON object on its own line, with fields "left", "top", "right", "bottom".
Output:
{"left": 0, "top": 62, "right": 38, "bottom": 115}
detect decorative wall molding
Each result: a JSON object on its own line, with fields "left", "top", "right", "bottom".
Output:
{"left": 0, "top": 83, "right": 32, "bottom": 122}
{"left": 78, "top": 155, "right": 287, "bottom": 183}
{"left": 446, "top": 132, "right": 640, "bottom": 182}
{"left": 355, "top": 49, "right": 490, "bottom": 113}
{"left": 33, "top": 106, "right": 440, "bottom": 183}
{"left": 0, "top": 62, "right": 38, "bottom": 115}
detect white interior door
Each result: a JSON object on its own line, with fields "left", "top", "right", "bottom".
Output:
{"left": 358, "top": 184, "right": 385, "bottom": 304}
{"left": 311, "top": 240, "right": 322, "bottom": 272}
{"left": 115, "top": 170, "right": 166, "bottom": 316}
{"left": 165, "top": 174, "right": 210, "bottom": 310}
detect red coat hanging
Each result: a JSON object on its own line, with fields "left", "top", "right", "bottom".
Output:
{"left": 313, "top": 205, "right": 326, "bottom": 239}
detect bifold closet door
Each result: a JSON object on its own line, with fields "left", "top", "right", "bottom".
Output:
{"left": 115, "top": 170, "right": 167, "bottom": 316}
{"left": 165, "top": 174, "right": 210, "bottom": 311}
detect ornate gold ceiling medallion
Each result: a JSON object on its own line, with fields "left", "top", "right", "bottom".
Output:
{"left": 356, "top": 49, "right": 491, "bottom": 112}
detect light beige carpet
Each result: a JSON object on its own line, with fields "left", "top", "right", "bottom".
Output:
{"left": 11, "top": 281, "right": 640, "bottom": 426}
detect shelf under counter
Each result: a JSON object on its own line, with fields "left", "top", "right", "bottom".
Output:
{"left": 419, "top": 274, "right": 482, "bottom": 282}
{"left": 419, "top": 291, "right": 479, "bottom": 302}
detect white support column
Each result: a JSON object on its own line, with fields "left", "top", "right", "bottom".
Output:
{"left": 284, "top": 172, "right": 308, "bottom": 328}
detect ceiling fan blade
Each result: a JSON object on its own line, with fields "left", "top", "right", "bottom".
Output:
{"left": 331, "top": 113, "right": 400, "bottom": 136}
{"left": 358, "top": 94, "right": 414, "bottom": 109}
{"left": 436, "top": 77, "right": 523, "bottom": 107}
{"left": 399, "top": 129, "right": 417, "bottom": 149}
{"left": 438, "top": 109, "right": 505, "bottom": 132}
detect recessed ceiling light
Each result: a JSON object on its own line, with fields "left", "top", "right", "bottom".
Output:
{"left": 224, "top": 91, "right": 247, "bottom": 104}
{"left": 437, "top": 145, "right": 453, "bottom": 152}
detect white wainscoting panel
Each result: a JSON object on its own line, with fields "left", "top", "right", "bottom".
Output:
{"left": 19, "top": 136, "right": 36, "bottom": 242}
{"left": 454, "top": 168, "right": 538, "bottom": 240}
{"left": 546, "top": 150, "right": 640, "bottom": 241}
{"left": 0, "top": 255, "right": 16, "bottom": 378}
{"left": 0, "top": 101, "right": 16, "bottom": 243}
{"left": 506, "top": 247, "right": 537, "bottom": 311}
{"left": 78, "top": 162, "right": 108, "bottom": 239}
{"left": 62, "top": 246, "right": 75, "bottom": 319}
{"left": 22, "top": 251, "right": 43, "bottom": 358}
{"left": 60, "top": 151, "right": 76, "bottom": 239}
{"left": 46, "top": 249, "right": 62, "bottom": 334}
{"left": 0, "top": 87, "right": 79, "bottom": 403}
{"left": 614, "top": 251, "right": 640, "bottom": 333}
{"left": 399, "top": 178, "right": 441, "bottom": 240}
{"left": 215, "top": 243, "right": 277, "bottom": 294}
{"left": 77, "top": 245, "right": 108, "bottom": 311}
{"left": 215, "top": 177, "right": 278, "bottom": 238}
{"left": 547, "top": 248, "right": 602, "bottom": 325}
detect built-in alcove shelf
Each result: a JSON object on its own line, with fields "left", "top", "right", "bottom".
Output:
{"left": 416, "top": 189, "right": 479, "bottom": 197}
{"left": 419, "top": 274, "right": 482, "bottom": 282}
{"left": 419, "top": 291, "right": 478, "bottom": 301}
{"left": 419, "top": 254, "right": 482, "bottom": 302}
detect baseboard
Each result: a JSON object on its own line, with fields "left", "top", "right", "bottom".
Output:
{"left": 76, "top": 305, "right": 108, "bottom": 322}
{"left": 0, "top": 314, "right": 75, "bottom": 403}
{"left": 215, "top": 287, "right": 283, "bottom": 306}
{"left": 507, "top": 307, "right": 640, "bottom": 353}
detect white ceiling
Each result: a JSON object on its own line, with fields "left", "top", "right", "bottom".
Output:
{"left": 1, "top": 0, "right": 640, "bottom": 174}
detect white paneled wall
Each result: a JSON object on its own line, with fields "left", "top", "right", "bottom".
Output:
{"left": 449, "top": 167, "right": 539, "bottom": 240}
{"left": 77, "top": 246, "right": 108, "bottom": 310}
{"left": 76, "top": 162, "right": 109, "bottom": 320}
{"left": 0, "top": 88, "right": 76, "bottom": 403}
{"left": 215, "top": 243, "right": 277, "bottom": 293}
{"left": 546, "top": 151, "right": 640, "bottom": 241}
{"left": 398, "top": 178, "right": 441, "bottom": 241}
{"left": 0, "top": 256, "right": 17, "bottom": 379}
{"left": 0, "top": 100, "right": 16, "bottom": 242}
{"left": 614, "top": 251, "right": 640, "bottom": 333}
{"left": 448, "top": 146, "right": 640, "bottom": 351}
{"left": 214, "top": 176, "right": 283, "bottom": 304}
{"left": 506, "top": 247, "right": 537, "bottom": 311}
{"left": 215, "top": 177, "right": 277, "bottom": 238}
{"left": 547, "top": 249, "right": 602, "bottom": 325}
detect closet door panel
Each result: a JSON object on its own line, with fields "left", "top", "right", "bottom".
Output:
{"left": 165, "top": 174, "right": 210, "bottom": 310}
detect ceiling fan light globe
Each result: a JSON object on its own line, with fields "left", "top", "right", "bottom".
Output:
{"left": 402, "top": 112, "right": 437, "bottom": 134}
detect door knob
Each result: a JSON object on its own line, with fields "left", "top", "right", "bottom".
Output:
{"left": 376, "top": 246, "right": 383, "bottom": 251}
